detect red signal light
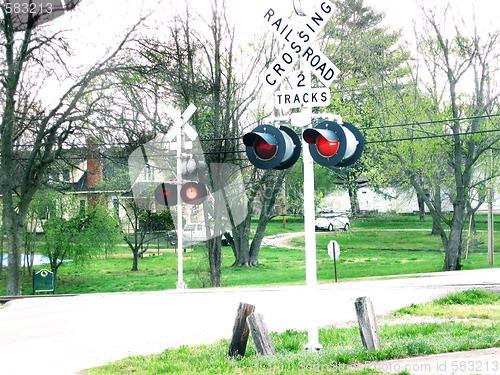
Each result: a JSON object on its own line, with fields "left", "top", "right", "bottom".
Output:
{"left": 254, "top": 138, "right": 278, "bottom": 160}
{"left": 181, "top": 182, "right": 207, "bottom": 205}
{"left": 303, "top": 121, "right": 364, "bottom": 167}
{"left": 155, "top": 182, "right": 207, "bottom": 206}
{"left": 316, "top": 134, "right": 339, "bottom": 157}
{"left": 242, "top": 125, "right": 301, "bottom": 170}
{"left": 154, "top": 183, "right": 177, "bottom": 206}
{"left": 184, "top": 186, "right": 199, "bottom": 200}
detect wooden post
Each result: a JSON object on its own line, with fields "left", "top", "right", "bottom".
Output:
{"left": 247, "top": 313, "right": 276, "bottom": 356}
{"left": 354, "top": 296, "right": 381, "bottom": 351}
{"left": 228, "top": 303, "right": 255, "bottom": 358}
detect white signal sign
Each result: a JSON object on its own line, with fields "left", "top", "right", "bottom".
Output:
{"left": 275, "top": 88, "right": 330, "bottom": 109}
{"left": 261, "top": 1, "right": 340, "bottom": 91}
{"left": 274, "top": 68, "right": 331, "bottom": 109}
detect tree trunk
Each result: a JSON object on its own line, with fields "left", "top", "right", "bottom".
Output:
{"left": 132, "top": 249, "right": 139, "bottom": 271}
{"left": 249, "top": 214, "right": 269, "bottom": 266}
{"left": 6, "top": 214, "right": 23, "bottom": 295}
{"left": 249, "top": 171, "right": 286, "bottom": 266}
{"left": 348, "top": 181, "right": 360, "bottom": 215}
{"left": 230, "top": 173, "right": 259, "bottom": 267}
{"left": 124, "top": 232, "right": 141, "bottom": 272}
{"left": 407, "top": 171, "right": 449, "bottom": 255}
{"left": 444, "top": 201, "right": 466, "bottom": 271}
{"left": 0, "top": 222, "right": 4, "bottom": 277}
{"left": 208, "top": 237, "right": 221, "bottom": 287}
{"left": 2, "top": 10, "right": 32, "bottom": 296}
{"left": 417, "top": 191, "right": 426, "bottom": 222}
{"left": 232, "top": 216, "right": 251, "bottom": 267}
{"left": 466, "top": 201, "right": 479, "bottom": 249}
{"left": 431, "top": 185, "right": 442, "bottom": 235}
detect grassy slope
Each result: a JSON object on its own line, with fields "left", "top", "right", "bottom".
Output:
{"left": 82, "top": 289, "right": 500, "bottom": 375}
{"left": 1, "top": 214, "right": 499, "bottom": 295}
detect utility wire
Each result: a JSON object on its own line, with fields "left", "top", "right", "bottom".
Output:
{"left": 360, "top": 113, "right": 500, "bottom": 131}
{"left": 366, "top": 128, "right": 500, "bottom": 144}
{"left": 8, "top": 114, "right": 500, "bottom": 150}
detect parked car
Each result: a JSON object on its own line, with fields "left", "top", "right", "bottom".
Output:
{"left": 183, "top": 223, "right": 207, "bottom": 243}
{"left": 182, "top": 223, "right": 231, "bottom": 245}
{"left": 315, "top": 214, "right": 350, "bottom": 231}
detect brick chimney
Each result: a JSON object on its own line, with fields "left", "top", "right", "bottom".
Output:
{"left": 86, "top": 138, "right": 103, "bottom": 189}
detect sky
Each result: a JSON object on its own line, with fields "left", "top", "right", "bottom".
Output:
{"left": 30, "top": 0, "right": 500, "bottom": 106}
{"left": 50, "top": 0, "right": 500, "bottom": 56}
{"left": 365, "top": 0, "right": 500, "bottom": 37}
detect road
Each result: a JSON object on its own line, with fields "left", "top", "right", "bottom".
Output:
{"left": 0, "top": 268, "right": 499, "bottom": 375}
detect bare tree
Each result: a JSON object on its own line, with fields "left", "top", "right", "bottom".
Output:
{"left": 367, "top": 4, "right": 500, "bottom": 271}
{"left": 0, "top": 3, "right": 146, "bottom": 295}
{"left": 115, "top": 0, "right": 276, "bottom": 286}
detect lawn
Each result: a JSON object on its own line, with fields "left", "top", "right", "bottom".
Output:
{"left": 82, "top": 289, "right": 500, "bottom": 374}
{"left": 0, "top": 213, "right": 498, "bottom": 295}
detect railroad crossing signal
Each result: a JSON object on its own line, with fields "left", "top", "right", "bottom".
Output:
{"left": 243, "top": 121, "right": 364, "bottom": 170}
{"left": 254, "top": 0, "right": 361, "bottom": 352}
{"left": 243, "top": 125, "right": 301, "bottom": 170}
{"left": 154, "top": 181, "right": 208, "bottom": 206}
{"left": 303, "top": 121, "right": 365, "bottom": 167}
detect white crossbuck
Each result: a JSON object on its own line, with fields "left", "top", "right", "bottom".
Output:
{"left": 262, "top": 0, "right": 340, "bottom": 92}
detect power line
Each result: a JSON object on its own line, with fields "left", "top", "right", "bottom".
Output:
{"left": 360, "top": 113, "right": 500, "bottom": 131}
{"left": 366, "top": 128, "right": 500, "bottom": 144}
{"left": 8, "top": 113, "right": 500, "bottom": 152}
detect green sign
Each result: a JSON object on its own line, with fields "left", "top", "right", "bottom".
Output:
{"left": 33, "top": 269, "right": 55, "bottom": 294}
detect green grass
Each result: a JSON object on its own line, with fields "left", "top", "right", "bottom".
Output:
{"left": 82, "top": 290, "right": 500, "bottom": 374}
{"left": 395, "top": 289, "right": 500, "bottom": 320}
{"left": 1, "top": 213, "right": 499, "bottom": 295}
{"left": 260, "top": 215, "right": 305, "bottom": 235}
{"left": 434, "top": 288, "right": 500, "bottom": 305}
{"left": 350, "top": 212, "right": 486, "bottom": 232}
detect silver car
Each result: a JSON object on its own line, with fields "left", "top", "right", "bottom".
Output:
{"left": 315, "top": 214, "right": 350, "bottom": 231}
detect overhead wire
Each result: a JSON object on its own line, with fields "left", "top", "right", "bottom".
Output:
{"left": 7, "top": 113, "right": 500, "bottom": 153}
{"left": 359, "top": 113, "right": 500, "bottom": 131}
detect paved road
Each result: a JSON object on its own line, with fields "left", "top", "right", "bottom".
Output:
{"left": 0, "top": 268, "right": 499, "bottom": 375}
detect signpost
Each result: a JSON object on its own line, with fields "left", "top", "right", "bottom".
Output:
{"left": 328, "top": 240, "right": 340, "bottom": 282}
{"left": 261, "top": 0, "right": 338, "bottom": 351}
{"left": 165, "top": 104, "right": 198, "bottom": 290}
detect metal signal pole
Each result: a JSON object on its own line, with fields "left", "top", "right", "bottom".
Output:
{"left": 166, "top": 104, "right": 197, "bottom": 289}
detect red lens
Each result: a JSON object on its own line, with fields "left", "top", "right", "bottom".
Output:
{"left": 181, "top": 182, "right": 207, "bottom": 204}
{"left": 184, "top": 186, "right": 199, "bottom": 201}
{"left": 155, "top": 183, "right": 177, "bottom": 206}
{"left": 162, "top": 187, "right": 172, "bottom": 198}
{"left": 254, "top": 138, "right": 277, "bottom": 160}
{"left": 316, "top": 135, "right": 339, "bottom": 157}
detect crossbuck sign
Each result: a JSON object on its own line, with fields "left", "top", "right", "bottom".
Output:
{"left": 262, "top": 0, "right": 340, "bottom": 100}
{"left": 259, "top": 0, "right": 341, "bottom": 351}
